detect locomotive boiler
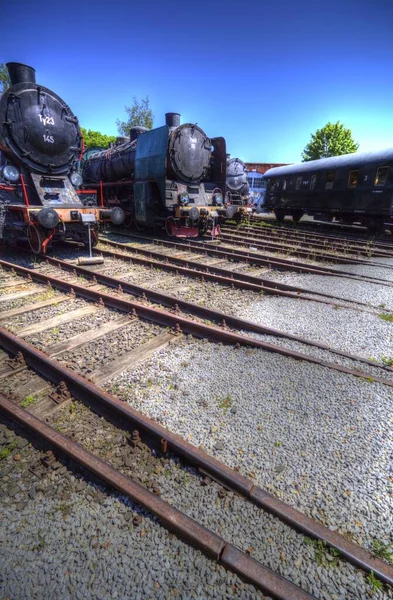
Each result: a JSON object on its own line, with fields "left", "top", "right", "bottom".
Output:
{"left": 82, "top": 113, "right": 235, "bottom": 237}
{"left": 0, "top": 62, "right": 122, "bottom": 254}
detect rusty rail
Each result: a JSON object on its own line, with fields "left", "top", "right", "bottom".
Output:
{"left": 220, "top": 228, "right": 393, "bottom": 265}
{"left": 0, "top": 331, "right": 392, "bottom": 586}
{"left": 1, "top": 260, "right": 393, "bottom": 385}
{"left": 40, "top": 255, "right": 393, "bottom": 373}
{"left": 0, "top": 394, "right": 317, "bottom": 600}
{"left": 224, "top": 223, "right": 393, "bottom": 257}
{"left": 98, "top": 238, "right": 386, "bottom": 310}
{"left": 108, "top": 232, "right": 393, "bottom": 286}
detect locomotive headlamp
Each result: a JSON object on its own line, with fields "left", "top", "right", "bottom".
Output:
{"left": 179, "top": 192, "right": 189, "bottom": 205}
{"left": 70, "top": 172, "right": 83, "bottom": 187}
{"left": 188, "top": 207, "right": 199, "bottom": 221}
{"left": 213, "top": 193, "right": 223, "bottom": 205}
{"left": 2, "top": 165, "right": 20, "bottom": 183}
{"left": 226, "top": 205, "right": 237, "bottom": 219}
{"left": 37, "top": 207, "right": 60, "bottom": 229}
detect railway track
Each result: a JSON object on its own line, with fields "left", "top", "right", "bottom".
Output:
{"left": 221, "top": 224, "right": 393, "bottom": 262}
{"left": 97, "top": 236, "right": 393, "bottom": 311}
{"left": 1, "top": 329, "right": 393, "bottom": 599}
{"left": 1, "top": 257, "right": 393, "bottom": 386}
{"left": 1, "top": 241, "right": 393, "bottom": 599}
{"left": 227, "top": 222, "right": 393, "bottom": 256}
{"left": 104, "top": 231, "right": 393, "bottom": 286}
{"left": 250, "top": 215, "right": 392, "bottom": 247}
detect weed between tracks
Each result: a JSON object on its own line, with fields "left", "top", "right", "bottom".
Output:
{"left": 0, "top": 440, "right": 18, "bottom": 460}
{"left": 379, "top": 313, "right": 393, "bottom": 322}
{"left": 20, "top": 394, "right": 38, "bottom": 408}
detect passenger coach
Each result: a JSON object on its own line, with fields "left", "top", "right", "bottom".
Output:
{"left": 263, "top": 148, "right": 393, "bottom": 233}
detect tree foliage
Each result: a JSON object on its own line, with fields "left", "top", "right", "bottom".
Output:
{"left": 80, "top": 127, "right": 116, "bottom": 150}
{"left": 0, "top": 63, "right": 11, "bottom": 92}
{"left": 116, "top": 96, "right": 154, "bottom": 136}
{"left": 301, "top": 121, "right": 359, "bottom": 161}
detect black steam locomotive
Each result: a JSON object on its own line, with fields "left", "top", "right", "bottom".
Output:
{"left": 82, "top": 113, "right": 235, "bottom": 237}
{"left": 226, "top": 157, "right": 249, "bottom": 204}
{"left": 263, "top": 149, "right": 393, "bottom": 233}
{"left": 0, "top": 62, "right": 122, "bottom": 254}
{"left": 225, "top": 156, "right": 253, "bottom": 221}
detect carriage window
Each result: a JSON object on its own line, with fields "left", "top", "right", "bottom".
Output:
{"left": 325, "top": 171, "right": 335, "bottom": 189}
{"left": 283, "top": 179, "right": 287, "bottom": 190}
{"left": 310, "top": 174, "right": 317, "bottom": 189}
{"left": 374, "top": 166, "right": 389, "bottom": 187}
{"left": 295, "top": 176, "right": 302, "bottom": 190}
{"left": 347, "top": 170, "right": 359, "bottom": 188}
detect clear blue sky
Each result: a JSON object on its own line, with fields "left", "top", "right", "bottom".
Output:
{"left": 1, "top": 0, "right": 392, "bottom": 163}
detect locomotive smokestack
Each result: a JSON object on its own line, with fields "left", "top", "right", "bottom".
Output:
{"left": 130, "top": 126, "right": 149, "bottom": 142}
{"left": 165, "top": 113, "right": 180, "bottom": 130}
{"left": 6, "top": 62, "right": 36, "bottom": 85}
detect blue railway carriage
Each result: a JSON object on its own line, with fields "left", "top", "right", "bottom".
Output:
{"left": 263, "top": 148, "right": 393, "bottom": 233}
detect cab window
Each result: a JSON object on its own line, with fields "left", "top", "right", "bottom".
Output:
{"left": 374, "top": 166, "right": 389, "bottom": 187}
{"left": 347, "top": 170, "right": 359, "bottom": 188}
{"left": 325, "top": 171, "right": 335, "bottom": 189}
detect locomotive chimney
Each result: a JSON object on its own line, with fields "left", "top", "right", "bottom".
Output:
{"left": 130, "top": 126, "right": 149, "bottom": 142}
{"left": 165, "top": 113, "right": 180, "bottom": 130}
{"left": 6, "top": 62, "right": 36, "bottom": 85}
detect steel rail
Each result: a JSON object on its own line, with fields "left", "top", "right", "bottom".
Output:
{"left": 222, "top": 225, "right": 393, "bottom": 262}
{"left": 97, "top": 238, "right": 388, "bottom": 312}
{"left": 0, "top": 394, "right": 317, "bottom": 600}
{"left": 0, "top": 332, "right": 392, "bottom": 587}
{"left": 40, "top": 254, "right": 393, "bottom": 372}
{"left": 227, "top": 223, "right": 393, "bottom": 255}
{"left": 218, "top": 231, "right": 377, "bottom": 265}
{"left": 109, "top": 232, "right": 393, "bottom": 286}
{"left": 249, "top": 217, "right": 393, "bottom": 249}
{"left": 99, "top": 237, "right": 383, "bottom": 309}
{"left": 1, "top": 259, "right": 393, "bottom": 386}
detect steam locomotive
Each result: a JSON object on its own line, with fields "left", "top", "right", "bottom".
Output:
{"left": 225, "top": 156, "right": 252, "bottom": 221}
{"left": 82, "top": 113, "right": 236, "bottom": 237}
{"left": 226, "top": 157, "right": 249, "bottom": 204}
{"left": 263, "top": 149, "right": 393, "bottom": 233}
{"left": 0, "top": 62, "right": 122, "bottom": 254}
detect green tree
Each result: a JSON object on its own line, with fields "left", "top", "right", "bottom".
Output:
{"left": 116, "top": 96, "right": 154, "bottom": 136}
{"left": 0, "top": 63, "right": 11, "bottom": 92}
{"left": 302, "top": 121, "right": 359, "bottom": 161}
{"left": 80, "top": 127, "right": 117, "bottom": 149}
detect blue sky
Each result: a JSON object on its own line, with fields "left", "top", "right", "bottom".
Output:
{"left": 1, "top": 0, "right": 392, "bottom": 163}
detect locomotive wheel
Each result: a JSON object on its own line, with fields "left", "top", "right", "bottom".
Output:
{"left": 274, "top": 209, "right": 286, "bottom": 223}
{"left": 27, "top": 223, "right": 46, "bottom": 255}
{"left": 292, "top": 211, "right": 303, "bottom": 224}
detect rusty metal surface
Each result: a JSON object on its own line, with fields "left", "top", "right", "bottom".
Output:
{"left": 0, "top": 393, "right": 320, "bottom": 599}
{"left": 218, "top": 231, "right": 363, "bottom": 264}
{"left": 221, "top": 544, "right": 315, "bottom": 600}
{"left": 223, "top": 224, "right": 393, "bottom": 259}
{"left": 108, "top": 232, "right": 393, "bottom": 285}
{"left": 1, "top": 330, "right": 392, "bottom": 586}
{"left": 98, "top": 239, "right": 382, "bottom": 310}
{"left": 42, "top": 255, "right": 393, "bottom": 373}
{"left": 249, "top": 487, "right": 393, "bottom": 587}
{"left": 0, "top": 393, "right": 224, "bottom": 559}
{"left": 1, "top": 259, "right": 393, "bottom": 386}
